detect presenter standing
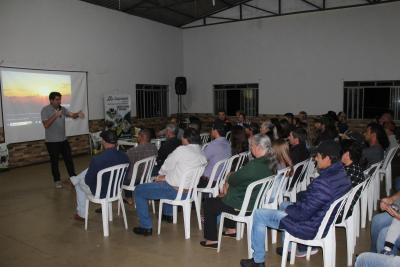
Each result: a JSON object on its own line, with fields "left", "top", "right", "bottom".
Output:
{"left": 41, "top": 92, "right": 84, "bottom": 188}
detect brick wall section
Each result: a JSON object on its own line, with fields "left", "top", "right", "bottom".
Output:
{"left": 0, "top": 115, "right": 374, "bottom": 168}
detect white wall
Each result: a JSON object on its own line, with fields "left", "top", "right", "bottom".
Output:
{"left": 0, "top": 0, "right": 183, "bottom": 126}
{"left": 182, "top": 2, "right": 400, "bottom": 115}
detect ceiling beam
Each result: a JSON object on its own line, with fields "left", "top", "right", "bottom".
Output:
{"left": 298, "top": 0, "right": 322, "bottom": 10}
{"left": 145, "top": 0, "right": 196, "bottom": 19}
{"left": 243, "top": 3, "right": 278, "bottom": 15}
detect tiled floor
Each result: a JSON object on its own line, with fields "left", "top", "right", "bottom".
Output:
{"left": 0, "top": 155, "right": 377, "bottom": 267}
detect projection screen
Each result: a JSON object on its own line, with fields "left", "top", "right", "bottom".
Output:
{"left": 0, "top": 67, "right": 89, "bottom": 144}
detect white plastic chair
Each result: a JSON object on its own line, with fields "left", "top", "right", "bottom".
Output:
{"left": 200, "top": 133, "right": 210, "bottom": 145}
{"left": 280, "top": 192, "right": 350, "bottom": 267}
{"left": 157, "top": 164, "right": 206, "bottom": 239}
{"left": 283, "top": 159, "right": 310, "bottom": 202}
{"left": 151, "top": 138, "right": 166, "bottom": 150}
{"left": 225, "top": 131, "right": 231, "bottom": 141}
{"left": 335, "top": 182, "right": 365, "bottom": 266}
{"left": 262, "top": 168, "right": 290, "bottom": 250}
{"left": 118, "top": 156, "right": 156, "bottom": 214}
{"left": 84, "top": 163, "right": 129, "bottom": 237}
{"left": 195, "top": 158, "right": 230, "bottom": 230}
{"left": 217, "top": 176, "right": 275, "bottom": 258}
{"left": 219, "top": 152, "right": 251, "bottom": 192}
{"left": 360, "top": 162, "right": 381, "bottom": 228}
{"left": 379, "top": 145, "right": 399, "bottom": 196}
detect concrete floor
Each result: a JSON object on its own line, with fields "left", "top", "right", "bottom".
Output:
{"left": 0, "top": 155, "right": 376, "bottom": 267}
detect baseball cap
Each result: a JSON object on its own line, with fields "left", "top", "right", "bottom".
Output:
{"left": 100, "top": 130, "right": 118, "bottom": 144}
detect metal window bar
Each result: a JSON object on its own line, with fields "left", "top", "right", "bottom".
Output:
{"left": 213, "top": 84, "right": 258, "bottom": 116}
{"left": 136, "top": 85, "right": 168, "bottom": 118}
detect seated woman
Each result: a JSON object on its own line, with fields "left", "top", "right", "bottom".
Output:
{"left": 272, "top": 139, "right": 293, "bottom": 171}
{"left": 200, "top": 134, "right": 275, "bottom": 248}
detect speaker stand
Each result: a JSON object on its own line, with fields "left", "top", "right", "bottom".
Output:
{"left": 177, "top": 95, "right": 182, "bottom": 124}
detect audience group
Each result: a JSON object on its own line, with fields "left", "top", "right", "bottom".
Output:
{"left": 70, "top": 109, "right": 400, "bottom": 267}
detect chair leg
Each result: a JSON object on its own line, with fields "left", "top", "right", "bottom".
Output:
{"left": 272, "top": 229, "right": 277, "bottom": 244}
{"left": 236, "top": 223, "right": 242, "bottom": 241}
{"left": 108, "top": 202, "right": 113, "bottom": 222}
{"left": 173, "top": 206, "right": 178, "bottom": 224}
{"left": 306, "top": 246, "right": 312, "bottom": 261}
{"left": 217, "top": 214, "right": 226, "bottom": 253}
{"left": 246, "top": 221, "right": 253, "bottom": 259}
{"left": 151, "top": 200, "right": 156, "bottom": 214}
{"left": 101, "top": 203, "right": 109, "bottom": 237}
{"left": 386, "top": 166, "right": 392, "bottom": 196}
{"left": 290, "top": 242, "right": 297, "bottom": 265}
{"left": 117, "top": 198, "right": 121, "bottom": 216}
{"left": 195, "top": 194, "right": 202, "bottom": 230}
{"left": 119, "top": 197, "right": 128, "bottom": 230}
{"left": 157, "top": 201, "right": 164, "bottom": 235}
{"left": 264, "top": 229, "right": 269, "bottom": 252}
{"left": 183, "top": 203, "right": 191, "bottom": 239}
{"left": 85, "top": 199, "right": 89, "bottom": 230}
{"left": 280, "top": 239, "right": 290, "bottom": 267}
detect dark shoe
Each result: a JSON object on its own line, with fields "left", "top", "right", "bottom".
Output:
{"left": 222, "top": 231, "right": 236, "bottom": 238}
{"left": 133, "top": 227, "right": 152, "bottom": 236}
{"left": 95, "top": 208, "right": 102, "bottom": 214}
{"left": 199, "top": 241, "right": 218, "bottom": 249}
{"left": 162, "top": 214, "right": 173, "bottom": 223}
{"left": 240, "top": 258, "right": 265, "bottom": 267}
{"left": 74, "top": 214, "right": 85, "bottom": 222}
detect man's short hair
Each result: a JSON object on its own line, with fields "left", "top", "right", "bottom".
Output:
{"left": 341, "top": 139, "right": 362, "bottom": 164}
{"left": 183, "top": 128, "right": 201, "bottom": 145}
{"left": 291, "top": 127, "right": 308, "bottom": 144}
{"left": 367, "top": 122, "right": 389, "bottom": 150}
{"left": 315, "top": 140, "right": 341, "bottom": 163}
{"left": 49, "top": 92, "right": 61, "bottom": 100}
{"left": 212, "top": 121, "right": 226, "bottom": 137}
{"left": 139, "top": 128, "right": 152, "bottom": 142}
{"left": 217, "top": 109, "right": 226, "bottom": 114}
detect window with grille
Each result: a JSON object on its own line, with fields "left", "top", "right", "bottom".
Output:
{"left": 214, "top": 83, "right": 259, "bottom": 116}
{"left": 344, "top": 81, "right": 400, "bottom": 120}
{"left": 136, "top": 84, "right": 168, "bottom": 118}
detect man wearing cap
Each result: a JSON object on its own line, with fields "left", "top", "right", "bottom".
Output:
{"left": 198, "top": 122, "right": 231, "bottom": 188}
{"left": 69, "top": 130, "right": 129, "bottom": 221}
{"left": 240, "top": 140, "right": 351, "bottom": 267}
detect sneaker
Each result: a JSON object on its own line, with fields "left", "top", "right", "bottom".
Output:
{"left": 380, "top": 247, "right": 393, "bottom": 256}
{"left": 55, "top": 181, "right": 63, "bottom": 189}
{"left": 296, "top": 247, "right": 319, "bottom": 257}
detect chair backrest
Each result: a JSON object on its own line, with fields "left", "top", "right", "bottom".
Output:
{"left": 225, "top": 131, "right": 231, "bottom": 142}
{"left": 336, "top": 182, "right": 365, "bottom": 224}
{"left": 201, "top": 143, "right": 209, "bottom": 151}
{"left": 89, "top": 131, "right": 103, "bottom": 155}
{"left": 363, "top": 161, "right": 382, "bottom": 187}
{"left": 203, "top": 157, "right": 230, "bottom": 191}
{"left": 314, "top": 191, "right": 350, "bottom": 239}
{"left": 94, "top": 163, "right": 130, "bottom": 200}
{"left": 262, "top": 167, "right": 290, "bottom": 207}
{"left": 175, "top": 164, "right": 207, "bottom": 201}
{"left": 382, "top": 144, "right": 399, "bottom": 169}
{"left": 200, "top": 133, "right": 210, "bottom": 145}
{"left": 237, "top": 176, "right": 275, "bottom": 217}
{"left": 125, "top": 156, "right": 157, "bottom": 188}
{"left": 284, "top": 159, "right": 309, "bottom": 192}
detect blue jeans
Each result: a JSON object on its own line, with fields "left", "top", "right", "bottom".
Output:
{"left": 135, "top": 181, "right": 181, "bottom": 229}
{"left": 251, "top": 201, "right": 291, "bottom": 263}
{"left": 355, "top": 252, "right": 400, "bottom": 267}
{"left": 371, "top": 212, "right": 394, "bottom": 252}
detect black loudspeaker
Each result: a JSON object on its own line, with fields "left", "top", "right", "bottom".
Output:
{"left": 175, "top": 77, "right": 187, "bottom": 95}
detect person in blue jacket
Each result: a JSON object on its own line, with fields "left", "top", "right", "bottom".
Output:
{"left": 240, "top": 140, "right": 352, "bottom": 267}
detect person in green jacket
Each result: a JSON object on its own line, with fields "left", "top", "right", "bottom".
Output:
{"left": 200, "top": 134, "right": 275, "bottom": 248}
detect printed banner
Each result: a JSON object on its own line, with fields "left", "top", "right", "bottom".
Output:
{"left": 104, "top": 95, "right": 132, "bottom": 139}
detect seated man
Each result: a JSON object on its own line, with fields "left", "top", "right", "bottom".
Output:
{"left": 371, "top": 191, "right": 400, "bottom": 254}
{"left": 198, "top": 121, "right": 231, "bottom": 188}
{"left": 200, "top": 134, "right": 274, "bottom": 248}
{"left": 214, "top": 110, "right": 232, "bottom": 133}
{"left": 240, "top": 140, "right": 351, "bottom": 267}
{"left": 361, "top": 122, "right": 389, "bottom": 168}
{"left": 288, "top": 127, "right": 310, "bottom": 165}
{"left": 123, "top": 129, "right": 158, "bottom": 204}
{"left": 152, "top": 124, "right": 181, "bottom": 176}
{"left": 133, "top": 128, "right": 207, "bottom": 236}
{"left": 70, "top": 130, "right": 129, "bottom": 221}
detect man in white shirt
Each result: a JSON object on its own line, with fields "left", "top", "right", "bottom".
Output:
{"left": 133, "top": 128, "right": 207, "bottom": 236}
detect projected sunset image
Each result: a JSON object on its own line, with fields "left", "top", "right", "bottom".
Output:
{"left": 2, "top": 70, "right": 72, "bottom": 108}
